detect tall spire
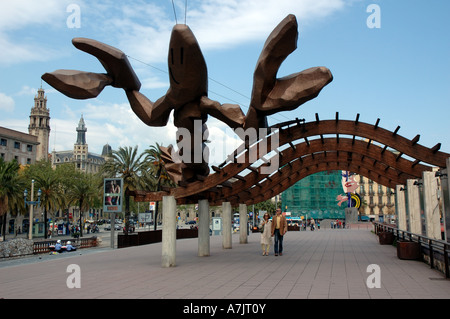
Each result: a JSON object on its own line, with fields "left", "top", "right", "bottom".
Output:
{"left": 75, "top": 114, "right": 87, "bottom": 145}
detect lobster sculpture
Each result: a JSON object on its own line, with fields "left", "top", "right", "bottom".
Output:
{"left": 42, "top": 14, "right": 333, "bottom": 184}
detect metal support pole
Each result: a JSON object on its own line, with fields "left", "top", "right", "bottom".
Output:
{"left": 28, "top": 180, "right": 35, "bottom": 240}
{"left": 110, "top": 213, "right": 115, "bottom": 249}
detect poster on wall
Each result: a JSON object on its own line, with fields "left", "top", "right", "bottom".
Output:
{"left": 103, "top": 178, "right": 123, "bottom": 213}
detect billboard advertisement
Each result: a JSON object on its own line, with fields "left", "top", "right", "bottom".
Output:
{"left": 103, "top": 178, "right": 123, "bottom": 213}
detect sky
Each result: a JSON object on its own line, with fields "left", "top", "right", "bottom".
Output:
{"left": 0, "top": 0, "right": 449, "bottom": 166}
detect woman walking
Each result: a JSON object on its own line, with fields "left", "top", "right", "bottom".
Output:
{"left": 260, "top": 213, "right": 272, "bottom": 256}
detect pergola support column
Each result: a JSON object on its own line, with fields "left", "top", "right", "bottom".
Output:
{"left": 161, "top": 196, "right": 176, "bottom": 268}
{"left": 222, "top": 202, "right": 232, "bottom": 249}
{"left": 396, "top": 184, "right": 407, "bottom": 231}
{"left": 439, "top": 158, "right": 450, "bottom": 242}
{"left": 422, "top": 171, "right": 441, "bottom": 240}
{"left": 406, "top": 179, "right": 422, "bottom": 235}
{"left": 198, "top": 199, "right": 210, "bottom": 256}
{"left": 239, "top": 204, "right": 248, "bottom": 244}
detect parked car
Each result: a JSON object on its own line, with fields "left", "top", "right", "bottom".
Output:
{"left": 104, "top": 224, "right": 122, "bottom": 231}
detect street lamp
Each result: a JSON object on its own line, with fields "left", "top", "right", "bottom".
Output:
{"left": 24, "top": 179, "right": 41, "bottom": 240}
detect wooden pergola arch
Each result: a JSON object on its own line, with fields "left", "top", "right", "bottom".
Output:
{"left": 132, "top": 113, "right": 450, "bottom": 206}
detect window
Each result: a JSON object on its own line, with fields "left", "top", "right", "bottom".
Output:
{"left": 14, "top": 142, "right": 20, "bottom": 149}
{"left": 27, "top": 144, "right": 33, "bottom": 152}
{"left": 27, "top": 158, "right": 31, "bottom": 165}
{"left": 0, "top": 139, "right": 6, "bottom": 146}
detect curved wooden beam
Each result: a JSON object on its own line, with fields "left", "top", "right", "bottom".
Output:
{"left": 210, "top": 151, "right": 407, "bottom": 206}
{"left": 205, "top": 139, "right": 426, "bottom": 204}
{"left": 278, "top": 119, "right": 449, "bottom": 168}
{"left": 132, "top": 116, "right": 449, "bottom": 206}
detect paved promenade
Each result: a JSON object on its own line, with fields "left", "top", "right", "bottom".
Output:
{"left": 0, "top": 226, "right": 449, "bottom": 299}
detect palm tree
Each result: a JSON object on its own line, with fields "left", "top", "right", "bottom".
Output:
{"left": 31, "top": 161, "right": 60, "bottom": 239}
{"left": 143, "top": 143, "right": 176, "bottom": 230}
{"left": 101, "top": 146, "right": 146, "bottom": 234}
{"left": 0, "top": 158, "right": 22, "bottom": 241}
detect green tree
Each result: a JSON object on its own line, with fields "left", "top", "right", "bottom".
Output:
{"left": 0, "top": 158, "right": 23, "bottom": 240}
{"left": 27, "top": 161, "right": 60, "bottom": 239}
{"left": 53, "top": 163, "right": 79, "bottom": 226}
{"left": 67, "top": 171, "right": 101, "bottom": 237}
{"left": 101, "top": 146, "right": 146, "bottom": 234}
{"left": 143, "top": 143, "right": 176, "bottom": 230}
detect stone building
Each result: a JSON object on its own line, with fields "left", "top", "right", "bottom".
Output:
{"left": 0, "top": 127, "right": 39, "bottom": 165}
{"left": 51, "top": 115, "right": 111, "bottom": 173}
{"left": 357, "top": 175, "right": 396, "bottom": 223}
{"left": 0, "top": 87, "right": 50, "bottom": 165}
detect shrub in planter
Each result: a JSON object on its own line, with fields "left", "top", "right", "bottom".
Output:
{"left": 397, "top": 241, "right": 420, "bottom": 260}
{"left": 378, "top": 231, "right": 394, "bottom": 245}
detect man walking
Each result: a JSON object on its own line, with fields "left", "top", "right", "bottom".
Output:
{"left": 271, "top": 208, "right": 288, "bottom": 256}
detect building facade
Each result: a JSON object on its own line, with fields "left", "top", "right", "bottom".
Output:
{"left": 51, "top": 115, "right": 110, "bottom": 173}
{"left": 0, "top": 127, "right": 39, "bottom": 165}
{"left": 357, "top": 175, "right": 395, "bottom": 222}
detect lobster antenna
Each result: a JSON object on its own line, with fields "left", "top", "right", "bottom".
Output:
{"left": 185, "top": 0, "right": 188, "bottom": 25}
{"left": 171, "top": 0, "right": 178, "bottom": 24}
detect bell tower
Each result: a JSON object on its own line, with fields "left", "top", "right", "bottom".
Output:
{"left": 28, "top": 87, "right": 50, "bottom": 161}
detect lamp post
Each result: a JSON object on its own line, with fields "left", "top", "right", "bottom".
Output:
{"left": 24, "top": 179, "right": 42, "bottom": 240}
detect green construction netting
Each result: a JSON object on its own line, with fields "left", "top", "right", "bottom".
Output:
{"left": 281, "top": 170, "right": 346, "bottom": 219}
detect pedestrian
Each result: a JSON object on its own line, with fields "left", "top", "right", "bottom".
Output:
{"left": 66, "top": 241, "right": 76, "bottom": 252}
{"left": 310, "top": 218, "right": 315, "bottom": 231}
{"left": 54, "top": 240, "right": 62, "bottom": 252}
{"left": 271, "top": 208, "right": 287, "bottom": 256}
{"left": 260, "top": 213, "right": 272, "bottom": 256}
{"left": 317, "top": 221, "right": 320, "bottom": 230}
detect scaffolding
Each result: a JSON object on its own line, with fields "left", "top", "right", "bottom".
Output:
{"left": 281, "top": 170, "right": 346, "bottom": 219}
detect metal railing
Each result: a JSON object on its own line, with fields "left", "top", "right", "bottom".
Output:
{"left": 33, "top": 236, "right": 98, "bottom": 254}
{"left": 374, "top": 222, "right": 449, "bottom": 278}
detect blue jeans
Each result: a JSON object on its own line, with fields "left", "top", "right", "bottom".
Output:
{"left": 274, "top": 229, "right": 283, "bottom": 254}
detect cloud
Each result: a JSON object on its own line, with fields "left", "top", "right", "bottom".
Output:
{"left": 0, "top": 0, "right": 69, "bottom": 31}
{"left": 141, "top": 76, "right": 170, "bottom": 90}
{"left": 0, "top": 92, "right": 15, "bottom": 112}
{"left": 52, "top": 100, "right": 178, "bottom": 155}
{"left": 77, "top": 0, "right": 348, "bottom": 64}
{"left": 0, "top": 0, "right": 77, "bottom": 65}
{"left": 186, "top": 0, "right": 346, "bottom": 50}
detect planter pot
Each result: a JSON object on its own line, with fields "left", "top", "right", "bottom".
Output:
{"left": 378, "top": 231, "right": 394, "bottom": 245}
{"left": 397, "top": 241, "right": 421, "bottom": 260}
